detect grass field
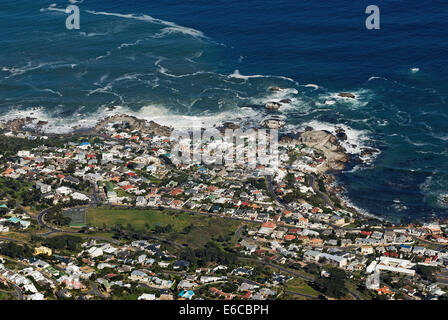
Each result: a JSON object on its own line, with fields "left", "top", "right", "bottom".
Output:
{"left": 284, "top": 278, "right": 320, "bottom": 297}
{"left": 86, "top": 207, "right": 244, "bottom": 248}
{"left": 0, "top": 291, "right": 13, "bottom": 300}
{"left": 87, "top": 207, "right": 194, "bottom": 231}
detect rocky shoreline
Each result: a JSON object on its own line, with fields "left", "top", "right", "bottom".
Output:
{"left": 0, "top": 114, "right": 174, "bottom": 137}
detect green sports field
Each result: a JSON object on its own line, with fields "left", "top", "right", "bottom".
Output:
{"left": 86, "top": 207, "right": 244, "bottom": 248}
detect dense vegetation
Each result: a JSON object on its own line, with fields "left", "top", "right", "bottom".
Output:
{"left": 45, "top": 205, "right": 72, "bottom": 226}
{"left": 312, "top": 267, "right": 348, "bottom": 299}
{"left": 415, "top": 265, "right": 439, "bottom": 282}
{"left": 180, "top": 241, "right": 238, "bottom": 268}
{"left": 0, "top": 135, "right": 64, "bottom": 159}
{"left": 0, "top": 241, "right": 33, "bottom": 259}
{"left": 42, "top": 235, "right": 83, "bottom": 251}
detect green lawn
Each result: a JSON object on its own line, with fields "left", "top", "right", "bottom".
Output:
{"left": 86, "top": 207, "right": 243, "bottom": 248}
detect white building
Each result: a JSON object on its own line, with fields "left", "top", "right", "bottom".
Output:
{"left": 376, "top": 256, "right": 416, "bottom": 276}
{"left": 56, "top": 186, "right": 72, "bottom": 196}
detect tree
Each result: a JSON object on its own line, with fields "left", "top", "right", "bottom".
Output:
{"left": 415, "top": 265, "right": 438, "bottom": 282}
{"left": 43, "top": 235, "right": 82, "bottom": 251}
{"left": 314, "top": 267, "right": 348, "bottom": 299}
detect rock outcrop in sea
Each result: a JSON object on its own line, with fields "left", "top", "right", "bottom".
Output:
{"left": 94, "top": 114, "right": 173, "bottom": 136}
{"left": 261, "top": 117, "right": 286, "bottom": 129}
{"left": 265, "top": 101, "right": 282, "bottom": 111}
{"left": 337, "top": 92, "right": 356, "bottom": 99}
{"left": 297, "top": 130, "right": 349, "bottom": 172}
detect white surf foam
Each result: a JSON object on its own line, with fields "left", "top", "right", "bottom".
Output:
{"left": 228, "top": 70, "right": 296, "bottom": 83}
{"left": 79, "top": 32, "right": 108, "bottom": 37}
{"left": 153, "top": 26, "right": 205, "bottom": 39}
{"left": 0, "top": 102, "right": 263, "bottom": 134}
{"left": 303, "top": 84, "right": 319, "bottom": 90}
{"left": 2, "top": 62, "right": 49, "bottom": 78}
{"left": 368, "top": 76, "right": 387, "bottom": 81}
{"left": 86, "top": 10, "right": 205, "bottom": 39}
{"left": 40, "top": 4, "right": 66, "bottom": 13}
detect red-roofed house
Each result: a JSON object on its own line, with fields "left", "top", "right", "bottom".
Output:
{"left": 262, "top": 221, "right": 276, "bottom": 229}
{"left": 209, "top": 287, "right": 233, "bottom": 300}
{"left": 171, "top": 188, "right": 184, "bottom": 197}
{"left": 3, "top": 168, "right": 14, "bottom": 175}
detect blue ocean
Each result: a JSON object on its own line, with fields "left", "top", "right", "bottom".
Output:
{"left": 1, "top": 0, "right": 447, "bottom": 222}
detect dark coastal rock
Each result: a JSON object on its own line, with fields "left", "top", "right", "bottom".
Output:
{"left": 305, "top": 126, "right": 314, "bottom": 132}
{"left": 265, "top": 101, "right": 282, "bottom": 111}
{"left": 270, "top": 86, "right": 284, "bottom": 92}
{"left": 335, "top": 128, "right": 347, "bottom": 141}
{"left": 279, "top": 99, "right": 292, "bottom": 104}
{"left": 337, "top": 92, "right": 356, "bottom": 99}
{"left": 336, "top": 132, "right": 347, "bottom": 140}
{"left": 58, "top": 110, "right": 74, "bottom": 117}
{"left": 37, "top": 121, "right": 49, "bottom": 126}
{"left": 1, "top": 117, "right": 36, "bottom": 132}
{"left": 360, "top": 148, "right": 379, "bottom": 157}
{"left": 221, "top": 122, "right": 240, "bottom": 130}
{"left": 279, "top": 133, "right": 300, "bottom": 143}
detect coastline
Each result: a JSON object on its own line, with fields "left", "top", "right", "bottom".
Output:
{"left": 0, "top": 112, "right": 392, "bottom": 225}
{"left": 1, "top": 111, "right": 446, "bottom": 226}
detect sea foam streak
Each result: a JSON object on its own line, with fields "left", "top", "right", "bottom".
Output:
{"left": 229, "top": 70, "right": 296, "bottom": 83}
{"left": 86, "top": 10, "right": 205, "bottom": 39}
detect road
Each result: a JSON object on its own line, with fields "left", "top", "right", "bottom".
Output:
{"left": 37, "top": 207, "right": 79, "bottom": 237}
{"left": 87, "top": 281, "right": 105, "bottom": 299}
{"left": 284, "top": 289, "right": 318, "bottom": 299}
{"left": 11, "top": 284, "right": 23, "bottom": 300}
{"left": 349, "top": 290, "right": 362, "bottom": 300}
{"left": 266, "top": 175, "right": 292, "bottom": 212}
{"left": 0, "top": 236, "right": 25, "bottom": 243}
{"left": 308, "top": 174, "right": 334, "bottom": 209}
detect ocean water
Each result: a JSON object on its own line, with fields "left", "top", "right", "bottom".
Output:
{"left": 1, "top": 0, "right": 448, "bottom": 221}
